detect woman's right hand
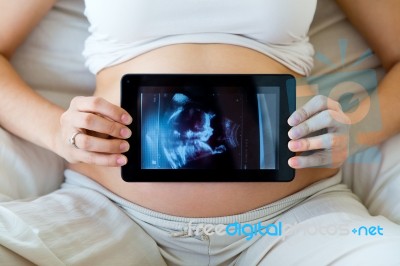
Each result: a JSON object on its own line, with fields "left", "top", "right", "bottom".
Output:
{"left": 58, "top": 96, "right": 132, "bottom": 167}
{"left": 287, "top": 95, "right": 351, "bottom": 169}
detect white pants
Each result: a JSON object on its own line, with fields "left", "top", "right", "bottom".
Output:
{"left": 1, "top": 168, "right": 400, "bottom": 266}
{"left": 341, "top": 133, "right": 400, "bottom": 224}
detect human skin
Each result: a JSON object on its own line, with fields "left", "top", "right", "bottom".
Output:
{"left": 66, "top": 43, "right": 347, "bottom": 217}
{"left": 0, "top": 0, "right": 399, "bottom": 217}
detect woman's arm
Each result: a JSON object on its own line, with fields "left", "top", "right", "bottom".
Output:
{"left": 0, "top": 0, "right": 61, "bottom": 150}
{"left": 335, "top": 0, "right": 400, "bottom": 152}
{"left": 0, "top": 0, "right": 131, "bottom": 167}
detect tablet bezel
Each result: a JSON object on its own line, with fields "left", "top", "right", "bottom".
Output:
{"left": 121, "top": 74, "right": 296, "bottom": 182}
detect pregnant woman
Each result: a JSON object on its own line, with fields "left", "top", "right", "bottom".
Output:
{"left": 1, "top": 0, "right": 399, "bottom": 265}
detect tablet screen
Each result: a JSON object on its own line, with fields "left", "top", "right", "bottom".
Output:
{"left": 121, "top": 74, "right": 295, "bottom": 182}
{"left": 140, "top": 86, "right": 279, "bottom": 170}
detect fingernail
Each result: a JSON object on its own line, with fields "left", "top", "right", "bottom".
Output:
{"left": 120, "top": 128, "right": 132, "bottom": 138}
{"left": 120, "top": 142, "right": 129, "bottom": 152}
{"left": 117, "top": 156, "right": 127, "bottom": 166}
{"left": 288, "top": 114, "right": 300, "bottom": 126}
{"left": 288, "top": 128, "right": 300, "bottom": 139}
{"left": 121, "top": 114, "right": 132, "bottom": 124}
{"left": 288, "top": 158, "right": 300, "bottom": 168}
{"left": 289, "top": 141, "right": 301, "bottom": 151}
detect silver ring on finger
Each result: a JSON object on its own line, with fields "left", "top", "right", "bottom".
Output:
{"left": 69, "top": 131, "right": 83, "bottom": 149}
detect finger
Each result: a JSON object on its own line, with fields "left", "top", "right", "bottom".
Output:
{"left": 288, "top": 151, "right": 332, "bottom": 169}
{"left": 71, "top": 96, "right": 132, "bottom": 125}
{"left": 288, "top": 149, "right": 348, "bottom": 169}
{"left": 72, "top": 133, "right": 130, "bottom": 153}
{"left": 288, "top": 95, "right": 342, "bottom": 126}
{"left": 74, "top": 112, "right": 132, "bottom": 139}
{"left": 288, "top": 133, "right": 348, "bottom": 152}
{"left": 288, "top": 110, "right": 347, "bottom": 140}
{"left": 74, "top": 149, "right": 128, "bottom": 167}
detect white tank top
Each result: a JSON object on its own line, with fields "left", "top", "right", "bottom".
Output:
{"left": 83, "top": 0, "right": 317, "bottom": 76}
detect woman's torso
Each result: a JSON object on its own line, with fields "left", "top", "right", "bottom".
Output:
{"left": 83, "top": 0, "right": 317, "bottom": 76}
{"left": 69, "top": 43, "right": 338, "bottom": 217}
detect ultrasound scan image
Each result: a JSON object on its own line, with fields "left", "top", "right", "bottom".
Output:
{"left": 141, "top": 87, "right": 277, "bottom": 170}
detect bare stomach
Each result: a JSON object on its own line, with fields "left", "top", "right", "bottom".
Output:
{"left": 69, "top": 44, "right": 338, "bottom": 217}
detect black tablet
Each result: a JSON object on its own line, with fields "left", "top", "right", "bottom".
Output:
{"left": 121, "top": 74, "right": 296, "bottom": 182}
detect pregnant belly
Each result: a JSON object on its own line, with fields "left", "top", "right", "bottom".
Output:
{"left": 69, "top": 44, "right": 338, "bottom": 217}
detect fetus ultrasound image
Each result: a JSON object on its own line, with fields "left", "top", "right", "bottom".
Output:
{"left": 140, "top": 87, "right": 278, "bottom": 170}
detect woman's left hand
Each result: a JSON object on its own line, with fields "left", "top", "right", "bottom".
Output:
{"left": 287, "top": 95, "right": 351, "bottom": 169}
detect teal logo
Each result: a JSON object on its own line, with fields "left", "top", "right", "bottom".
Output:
{"left": 352, "top": 225, "right": 384, "bottom": 236}
{"left": 226, "top": 221, "right": 282, "bottom": 240}
{"left": 300, "top": 39, "right": 381, "bottom": 164}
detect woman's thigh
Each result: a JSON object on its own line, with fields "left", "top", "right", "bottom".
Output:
{"left": 236, "top": 187, "right": 400, "bottom": 265}
{"left": 342, "top": 133, "right": 400, "bottom": 224}
{"left": 0, "top": 186, "right": 166, "bottom": 266}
